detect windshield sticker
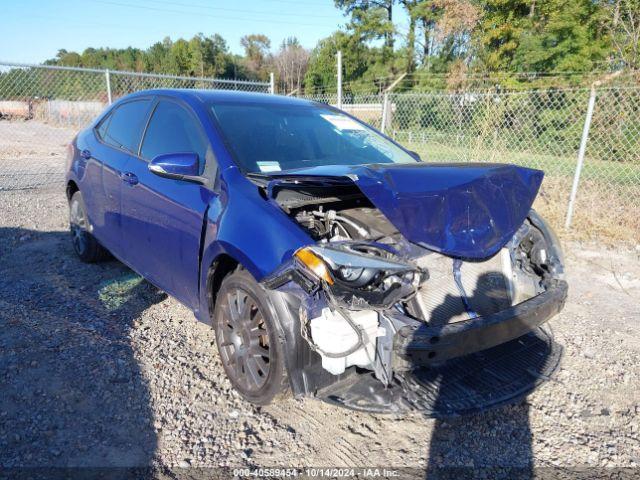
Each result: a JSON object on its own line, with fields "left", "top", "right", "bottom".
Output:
{"left": 257, "top": 161, "right": 282, "bottom": 173}
{"left": 321, "top": 114, "right": 366, "bottom": 131}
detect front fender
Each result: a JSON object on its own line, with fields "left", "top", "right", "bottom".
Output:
{"left": 195, "top": 167, "right": 312, "bottom": 323}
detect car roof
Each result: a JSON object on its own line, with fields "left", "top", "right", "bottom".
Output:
{"left": 123, "top": 88, "right": 320, "bottom": 107}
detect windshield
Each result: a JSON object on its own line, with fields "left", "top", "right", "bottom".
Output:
{"left": 209, "top": 102, "right": 418, "bottom": 173}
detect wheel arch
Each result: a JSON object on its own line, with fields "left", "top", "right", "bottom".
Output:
{"left": 205, "top": 253, "right": 240, "bottom": 321}
{"left": 66, "top": 180, "right": 79, "bottom": 201}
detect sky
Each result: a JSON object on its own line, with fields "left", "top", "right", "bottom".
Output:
{"left": 1, "top": 0, "right": 367, "bottom": 64}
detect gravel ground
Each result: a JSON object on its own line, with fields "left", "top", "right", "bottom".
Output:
{"left": 0, "top": 121, "right": 72, "bottom": 191}
{"left": 0, "top": 188, "right": 639, "bottom": 474}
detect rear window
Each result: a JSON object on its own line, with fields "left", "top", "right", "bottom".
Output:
{"left": 96, "top": 99, "right": 151, "bottom": 154}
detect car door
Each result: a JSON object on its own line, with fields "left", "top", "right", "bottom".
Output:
{"left": 120, "top": 97, "right": 217, "bottom": 309}
{"left": 88, "top": 98, "right": 153, "bottom": 255}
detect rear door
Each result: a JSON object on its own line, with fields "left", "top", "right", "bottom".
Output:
{"left": 89, "top": 98, "right": 152, "bottom": 255}
{"left": 120, "top": 97, "right": 216, "bottom": 308}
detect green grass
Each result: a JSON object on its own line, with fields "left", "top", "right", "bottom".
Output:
{"left": 98, "top": 273, "right": 144, "bottom": 311}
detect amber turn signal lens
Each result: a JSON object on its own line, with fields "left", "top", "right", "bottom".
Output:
{"left": 295, "top": 248, "right": 334, "bottom": 285}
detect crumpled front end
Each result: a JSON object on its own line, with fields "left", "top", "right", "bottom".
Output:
{"left": 257, "top": 166, "right": 567, "bottom": 413}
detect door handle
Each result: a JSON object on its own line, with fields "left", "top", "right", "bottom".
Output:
{"left": 80, "top": 149, "right": 91, "bottom": 160}
{"left": 120, "top": 172, "right": 139, "bottom": 185}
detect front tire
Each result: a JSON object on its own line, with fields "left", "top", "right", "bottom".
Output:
{"left": 69, "top": 191, "right": 109, "bottom": 263}
{"left": 213, "top": 269, "right": 289, "bottom": 405}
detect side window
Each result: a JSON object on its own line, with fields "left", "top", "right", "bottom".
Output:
{"left": 98, "top": 99, "right": 151, "bottom": 153}
{"left": 96, "top": 112, "right": 112, "bottom": 140}
{"left": 141, "top": 100, "right": 209, "bottom": 170}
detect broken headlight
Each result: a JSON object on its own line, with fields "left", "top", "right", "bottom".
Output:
{"left": 295, "top": 243, "right": 424, "bottom": 308}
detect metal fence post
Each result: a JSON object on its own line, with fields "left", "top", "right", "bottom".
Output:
{"left": 379, "top": 74, "right": 405, "bottom": 135}
{"left": 565, "top": 85, "right": 597, "bottom": 229}
{"left": 336, "top": 50, "right": 342, "bottom": 110}
{"left": 381, "top": 93, "right": 389, "bottom": 133}
{"left": 105, "top": 69, "right": 112, "bottom": 105}
{"left": 269, "top": 72, "right": 275, "bottom": 94}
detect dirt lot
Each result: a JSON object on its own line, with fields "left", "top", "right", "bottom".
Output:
{"left": 0, "top": 187, "right": 639, "bottom": 474}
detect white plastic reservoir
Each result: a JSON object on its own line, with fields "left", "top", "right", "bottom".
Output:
{"left": 310, "top": 308, "right": 386, "bottom": 375}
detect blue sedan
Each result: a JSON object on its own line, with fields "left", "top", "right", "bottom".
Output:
{"left": 66, "top": 90, "right": 567, "bottom": 410}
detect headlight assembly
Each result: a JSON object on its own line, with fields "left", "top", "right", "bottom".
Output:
{"left": 294, "top": 248, "right": 334, "bottom": 285}
{"left": 294, "top": 243, "right": 425, "bottom": 308}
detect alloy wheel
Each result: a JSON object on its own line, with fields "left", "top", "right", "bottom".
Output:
{"left": 217, "top": 288, "right": 272, "bottom": 392}
{"left": 69, "top": 197, "right": 88, "bottom": 256}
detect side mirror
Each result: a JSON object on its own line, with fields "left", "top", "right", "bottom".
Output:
{"left": 148, "top": 152, "right": 206, "bottom": 184}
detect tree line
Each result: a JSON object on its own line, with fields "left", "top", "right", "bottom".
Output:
{"left": 45, "top": 0, "right": 640, "bottom": 93}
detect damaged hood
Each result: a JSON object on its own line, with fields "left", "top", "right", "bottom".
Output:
{"left": 266, "top": 162, "right": 544, "bottom": 259}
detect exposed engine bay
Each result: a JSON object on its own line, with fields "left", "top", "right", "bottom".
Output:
{"left": 259, "top": 172, "right": 567, "bottom": 393}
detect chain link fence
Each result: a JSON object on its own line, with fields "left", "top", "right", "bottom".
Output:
{"left": 1, "top": 61, "right": 638, "bottom": 241}
{"left": 0, "top": 62, "right": 270, "bottom": 190}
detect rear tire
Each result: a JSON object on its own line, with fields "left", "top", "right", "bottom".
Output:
{"left": 213, "top": 269, "right": 289, "bottom": 405}
{"left": 69, "top": 191, "right": 109, "bottom": 263}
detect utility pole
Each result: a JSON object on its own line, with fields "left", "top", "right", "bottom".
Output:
{"left": 336, "top": 50, "right": 342, "bottom": 110}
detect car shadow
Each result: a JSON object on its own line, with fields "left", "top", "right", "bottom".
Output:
{"left": 418, "top": 272, "right": 554, "bottom": 478}
{"left": 0, "top": 226, "right": 166, "bottom": 468}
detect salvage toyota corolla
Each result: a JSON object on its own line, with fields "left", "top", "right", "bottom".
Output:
{"left": 66, "top": 89, "right": 567, "bottom": 409}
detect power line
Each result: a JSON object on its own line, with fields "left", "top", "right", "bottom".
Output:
{"left": 134, "top": 0, "right": 340, "bottom": 19}
{"left": 400, "top": 69, "right": 639, "bottom": 78}
{"left": 257, "top": 0, "right": 340, "bottom": 5}
{"left": 93, "top": 0, "right": 341, "bottom": 28}
{"left": 3, "top": 11, "right": 170, "bottom": 37}
{"left": 305, "top": 70, "right": 640, "bottom": 95}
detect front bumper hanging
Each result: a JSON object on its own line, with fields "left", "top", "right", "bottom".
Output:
{"left": 393, "top": 279, "right": 568, "bottom": 368}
